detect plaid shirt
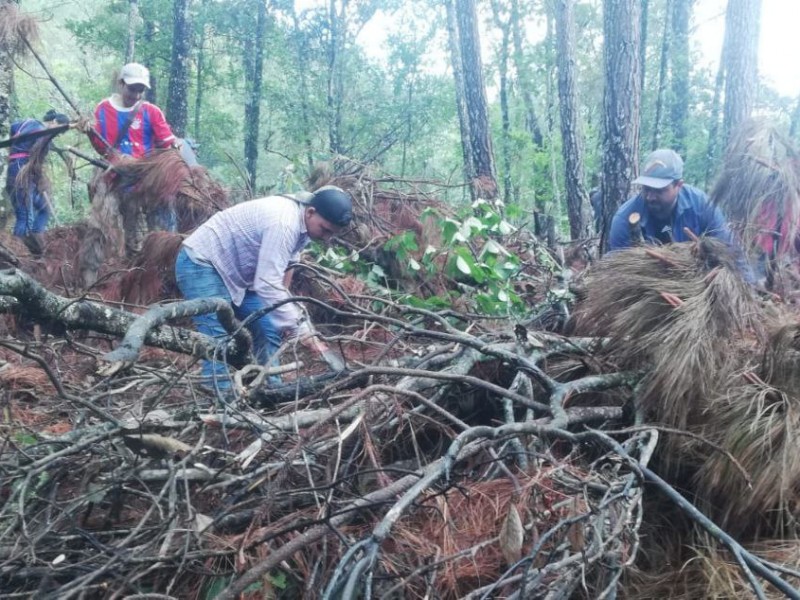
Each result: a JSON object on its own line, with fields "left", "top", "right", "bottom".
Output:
{"left": 183, "top": 195, "right": 312, "bottom": 337}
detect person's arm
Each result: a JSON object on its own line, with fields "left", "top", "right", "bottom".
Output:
{"left": 146, "top": 105, "right": 177, "bottom": 149}
{"left": 251, "top": 223, "right": 311, "bottom": 340}
{"left": 608, "top": 210, "right": 630, "bottom": 250}
{"left": 88, "top": 103, "right": 113, "bottom": 157}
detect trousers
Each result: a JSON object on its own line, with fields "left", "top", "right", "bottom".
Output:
{"left": 174, "top": 247, "right": 282, "bottom": 387}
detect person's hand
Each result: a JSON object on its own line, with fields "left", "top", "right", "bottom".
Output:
{"left": 74, "top": 115, "right": 95, "bottom": 134}
{"left": 300, "top": 334, "right": 345, "bottom": 372}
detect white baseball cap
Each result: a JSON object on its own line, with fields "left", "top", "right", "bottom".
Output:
{"left": 119, "top": 63, "right": 151, "bottom": 89}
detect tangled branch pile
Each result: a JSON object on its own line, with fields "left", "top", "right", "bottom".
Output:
{"left": 2, "top": 166, "right": 800, "bottom": 598}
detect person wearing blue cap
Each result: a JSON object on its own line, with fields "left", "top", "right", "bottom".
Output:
{"left": 174, "top": 186, "right": 354, "bottom": 391}
{"left": 609, "top": 149, "right": 734, "bottom": 250}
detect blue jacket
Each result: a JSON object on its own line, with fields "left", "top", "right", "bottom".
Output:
{"left": 609, "top": 184, "right": 754, "bottom": 282}
{"left": 609, "top": 185, "right": 731, "bottom": 250}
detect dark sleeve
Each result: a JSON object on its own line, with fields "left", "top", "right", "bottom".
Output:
{"left": 608, "top": 210, "right": 630, "bottom": 250}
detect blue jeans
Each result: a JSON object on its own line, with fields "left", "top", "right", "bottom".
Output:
{"left": 7, "top": 159, "right": 49, "bottom": 236}
{"left": 174, "top": 247, "right": 282, "bottom": 388}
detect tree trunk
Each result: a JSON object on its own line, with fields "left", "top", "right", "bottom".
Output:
{"left": 126, "top": 0, "right": 139, "bottom": 63}
{"left": 669, "top": 0, "right": 692, "bottom": 153}
{"left": 722, "top": 0, "right": 761, "bottom": 146}
{"left": 455, "top": 0, "right": 498, "bottom": 199}
{"left": 166, "top": 0, "right": 191, "bottom": 138}
{"left": 544, "top": 5, "right": 561, "bottom": 225}
{"left": 554, "top": 0, "right": 589, "bottom": 240}
{"left": 143, "top": 18, "right": 158, "bottom": 104}
{"left": 491, "top": 0, "right": 513, "bottom": 205}
{"left": 194, "top": 4, "right": 206, "bottom": 140}
{"left": 651, "top": 6, "right": 670, "bottom": 150}
{"left": 445, "top": 0, "right": 474, "bottom": 187}
{"left": 704, "top": 49, "right": 726, "bottom": 186}
{"left": 326, "top": 0, "right": 347, "bottom": 155}
{"left": 243, "top": 0, "right": 267, "bottom": 194}
{"left": 291, "top": 9, "right": 315, "bottom": 171}
{"left": 639, "top": 0, "right": 648, "bottom": 95}
{"left": 600, "top": 0, "right": 641, "bottom": 250}
{"left": 510, "top": 0, "right": 543, "bottom": 149}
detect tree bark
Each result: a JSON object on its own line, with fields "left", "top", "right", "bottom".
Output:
{"left": 126, "top": 0, "right": 139, "bottom": 64}
{"left": 445, "top": 0, "right": 474, "bottom": 187}
{"left": 454, "top": 0, "right": 498, "bottom": 199}
{"left": 491, "top": 0, "right": 513, "bottom": 205}
{"left": 510, "top": 0, "right": 543, "bottom": 149}
{"left": 554, "top": 0, "right": 589, "bottom": 240}
{"left": 0, "top": 269, "right": 252, "bottom": 366}
{"left": 326, "top": 0, "right": 347, "bottom": 155}
{"left": 291, "top": 8, "right": 315, "bottom": 171}
{"left": 722, "top": 0, "right": 761, "bottom": 147}
{"left": 651, "top": 6, "right": 670, "bottom": 150}
{"left": 166, "top": 0, "right": 191, "bottom": 138}
{"left": 243, "top": 0, "right": 267, "bottom": 194}
{"left": 600, "top": 0, "right": 641, "bottom": 250}
{"left": 669, "top": 0, "right": 692, "bottom": 153}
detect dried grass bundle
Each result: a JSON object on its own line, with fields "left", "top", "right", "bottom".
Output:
{"left": 15, "top": 135, "right": 54, "bottom": 196}
{"left": 118, "top": 231, "right": 183, "bottom": 306}
{"left": 711, "top": 119, "right": 800, "bottom": 257}
{"left": 624, "top": 534, "right": 800, "bottom": 599}
{"left": 0, "top": 2, "right": 38, "bottom": 58}
{"left": 113, "top": 150, "right": 189, "bottom": 212}
{"left": 572, "top": 239, "right": 759, "bottom": 430}
{"left": 693, "top": 322, "right": 800, "bottom": 537}
{"left": 175, "top": 166, "right": 229, "bottom": 232}
{"left": 0, "top": 364, "right": 52, "bottom": 394}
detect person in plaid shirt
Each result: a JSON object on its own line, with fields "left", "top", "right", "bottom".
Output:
{"left": 175, "top": 186, "right": 353, "bottom": 391}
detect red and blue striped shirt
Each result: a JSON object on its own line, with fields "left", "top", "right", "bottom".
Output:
{"left": 91, "top": 95, "right": 175, "bottom": 159}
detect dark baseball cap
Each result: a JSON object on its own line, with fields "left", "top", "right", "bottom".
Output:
{"left": 309, "top": 185, "right": 353, "bottom": 227}
{"left": 633, "top": 149, "right": 684, "bottom": 189}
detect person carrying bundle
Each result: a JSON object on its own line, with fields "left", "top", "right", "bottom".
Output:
{"left": 5, "top": 110, "right": 70, "bottom": 256}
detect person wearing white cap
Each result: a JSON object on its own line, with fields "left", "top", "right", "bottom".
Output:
{"left": 87, "top": 63, "right": 180, "bottom": 257}
{"left": 89, "top": 62, "right": 176, "bottom": 159}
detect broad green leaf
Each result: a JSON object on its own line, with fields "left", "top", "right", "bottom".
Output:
{"left": 456, "top": 255, "right": 472, "bottom": 275}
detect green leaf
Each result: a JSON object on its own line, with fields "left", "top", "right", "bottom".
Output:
{"left": 456, "top": 255, "right": 472, "bottom": 275}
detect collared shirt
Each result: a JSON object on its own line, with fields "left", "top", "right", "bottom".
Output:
{"left": 183, "top": 195, "right": 312, "bottom": 337}
{"left": 609, "top": 184, "right": 754, "bottom": 282}
{"left": 91, "top": 94, "right": 176, "bottom": 158}
{"left": 609, "top": 184, "right": 731, "bottom": 250}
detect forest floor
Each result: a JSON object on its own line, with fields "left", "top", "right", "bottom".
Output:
{"left": 2, "top": 173, "right": 800, "bottom": 599}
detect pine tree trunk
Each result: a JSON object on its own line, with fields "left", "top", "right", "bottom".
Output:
{"left": 455, "top": 0, "right": 498, "bottom": 199}
{"left": 555, "top": 0, "right": 589, "bottom": 240}
{"left": 126, "top": 0, "right": 139, "bottom": 63}
{"left": 243, "top": 0, "right": 267, "bottom": 194}
{"left": 445, "top": 0, "right": 474, "bottom": 187}
{"left": 166, "top": 0, "right": 191, "bottom": 138}
{"left": 669, "top": 0, "right": 692, "bottom": 153}
{"left": 194, "top": 7, "right": 206, "bottom": 139}
{"left": 326, "top": 0, "right": 346, "bottom": 155}
{"left": 291, "top": 9, "right": 315, "bottom": 171}
{"left": 722, "top": 0, "right": 761, "bottom": 146}
{"left": 651, "top": 7, "right": 670, "bottom": 150}
{"left": 491, "top": 0, "right": 513, "bottom": 205}
{"left": 600, "top": 0, "right": 641, "bottom": 250}
{"left": 639, "top": 0, "right": 648, "bottom": 96}
{"left": 511, "top": 0, "right": 543, "bottom": 149}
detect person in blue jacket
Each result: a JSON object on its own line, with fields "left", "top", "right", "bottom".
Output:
{"left": 609, "top": 149, "right": 732, "bottom": 250}
{"left": 5, "top": 110, "right": 70, "bottom": 255}
{"left": 609, "top": 149, "right": 754, "bottom": 282}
